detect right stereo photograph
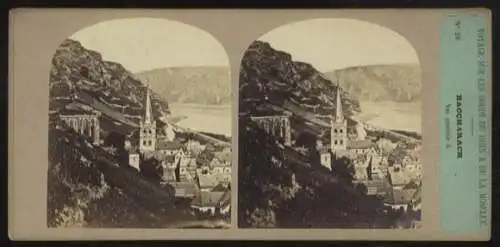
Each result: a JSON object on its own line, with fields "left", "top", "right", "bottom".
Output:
{"left": 237, "top": 18, "right": 423, "bottom": 229}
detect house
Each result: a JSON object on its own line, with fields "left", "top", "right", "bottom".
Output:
{"left": 190, "top": 191, "right": 226, "bottom": 214}
{"left": 186, "top": 140, "right": 206, "bottom": 155}
{"left": 197, "top": 174, "right": 219, "bottom": 192}
{"left": 384, "top": 188, "right": 418, "bottom": 211}
{"left": 124, "top": 139, "right": 133, "bottom": 151}
{"left": 388, "top": 168, "right": 411, "bottom": 189}
{"left": 160, "top": 156, "right": 178, "bottom": 182}
{"left": 157, "top": 140, "right": 183, "bottom": 156}
{"left": 191, "top": 190, "right": 231, "bottom": 214}
{"left": 359, "top": 177, "right": 392, "bottom": 196}
{"left": 186, "top": 158, "right": 199, "bottom": 180}
{"left": 162, "top": 155, "right": 178, "bottom": 169}
{"left": 401, "top": 155, "right": 413, "bottom": 168}
{"left": 128, "top": 153, "right": 140, "bottom": 171}
{"left": 213, "top": 151, "right": 231, "bottom": 167}
{"left": 367, "top": 154, "right": 384, "bottom": 179}
{"left": 197, "top": 165, "right": 211, "bottom": 176}
{"left": 179, "top": 157, "right": 198, "bottom": 181}
{"left": 210, "top": 158, "right": 225, "bottom": 174}
{"left": 171, "top": 181, "right": 198, "bottom": 199}
{"left": 212, "top": 183, "right": 229, "bottom": 192}
{"left": 352, "top": 155, "right": 369, "bottom": 180}
{"left": 216, "top": 190, "right": 231, "bottom": 215}
{"left": 318, "top": 147, "right": 332, "bottom": 171}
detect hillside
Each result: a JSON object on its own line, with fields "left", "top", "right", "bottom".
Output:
{"left": 49, "top": 39, "right": 170, "bottom": 130}
{"left": 47, "top": 122, "right": 195, "bottom": 228}
{"left": 325, "top": 64, "right": 421, "bottom": 102}
{"left": 135, "top": 66, "right": 231, "bottom": 105}
{"left": 239, "top": 40, "right": 361, "bottom": 141}
{"left": 47, "top": 39, "right": 198, "bottom": 228}
{"left": 238, "top": 117, "right": 400, "bottom": 228}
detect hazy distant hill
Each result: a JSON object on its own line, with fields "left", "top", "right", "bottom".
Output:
{"left": 136, "top": 67, "right": 231, "bottom": 105}
{"left": 324, "top": 64, "right": 422, "bottom": 102}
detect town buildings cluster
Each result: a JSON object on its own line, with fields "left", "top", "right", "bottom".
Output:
{"left": 123, "top": 83, "right": 232, "bottom": 216}
{"left": 250, "top": 81, "right": 422, "bottom": 218}
{"left": 320, "top": 82, "right": 422, "bottom": 214}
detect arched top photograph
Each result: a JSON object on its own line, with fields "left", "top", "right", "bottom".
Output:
{"left": 47, "top": 17, "right": 232, "bottom": 229}
{"left": 238, "top": 18, "right": 423, "bottom": 229}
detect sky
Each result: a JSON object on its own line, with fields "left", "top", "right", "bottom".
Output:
{"left": 70, "top": 18, "right": 229, "bottom": 73}
{"left": 258, "top": 18, "right": 420, "bottom": 72}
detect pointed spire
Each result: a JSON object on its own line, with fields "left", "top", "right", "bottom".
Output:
{"left": 334, "top": 78, "right": 344, "bottom": 122}
{"left": 144, "top": 79, "right": 152, "bottom": 124}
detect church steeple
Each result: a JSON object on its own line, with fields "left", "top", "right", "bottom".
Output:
{"left": 144, "top": 80, "right": 152, "bottom": 124}
{"left": 334, "top": 79, "right": 344, "bottom": 123}
{"left": 330, "top": 78, "right": 347, "bottom": 154}
{"left": 139, "top": 79, "right": 156, "bottom": 153}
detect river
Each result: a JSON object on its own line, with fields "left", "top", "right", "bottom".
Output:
{"left": 168, "top": 101, "right": 421, "bottom": 136}
{"left": 357, "top": 101, "right": 422, "bottom": 133}
{"left": 168, "top": 103, "right": 232, "bottom": 137}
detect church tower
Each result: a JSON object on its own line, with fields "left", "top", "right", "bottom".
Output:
{"left": 330, "top": 80, "right": 348, "bottom": 153}
{"left": 139, "top": 81, "right": 156, "bottom": 153}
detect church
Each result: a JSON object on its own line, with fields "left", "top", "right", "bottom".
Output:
{"left": 127, "top": 81, "right": 182, "bottom": 171}
{"left": 319, "top": 81, "right": 379, "bottom": 176}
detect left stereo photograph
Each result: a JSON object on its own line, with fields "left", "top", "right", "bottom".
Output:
{"left": 47, "top": 17, "right": 233, "bottom": 229}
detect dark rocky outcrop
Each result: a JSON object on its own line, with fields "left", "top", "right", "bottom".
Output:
{"left": 49, "top": 39, "right": 169, "bottom": 128}
{"left": 239, "top": 40, "right": 361, "bottom": 117}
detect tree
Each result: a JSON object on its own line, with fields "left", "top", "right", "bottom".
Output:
{"left": 196, "top": 148, "right": 214, "bottom": 167}
{"left": 140, "top": 158, "right": 162, "bottom": 182}
{"left": 355, "top": 183, "right": 368, "bottom": 195}
{"left": 332, "top": 156, "right": 355, "bottom": 184}
{"left": 103, "top": 131, "right": 126, "bottom": 150}
{"left": 295, "top": 131, "right": 317, "bottom": 149}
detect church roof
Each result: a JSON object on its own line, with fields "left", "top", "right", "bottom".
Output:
{"left": 157, "top": 140, "right": 183, "bottom": 150}
{"left": 348, "top": 140, "right": 373, "bottom": 149}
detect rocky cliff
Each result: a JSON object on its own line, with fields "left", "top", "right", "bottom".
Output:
{"left": 49, "top": 39, "right": 169, "bottom": 129}
{"left": 239, "top": 40, "right": 360, "bottom": 118}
